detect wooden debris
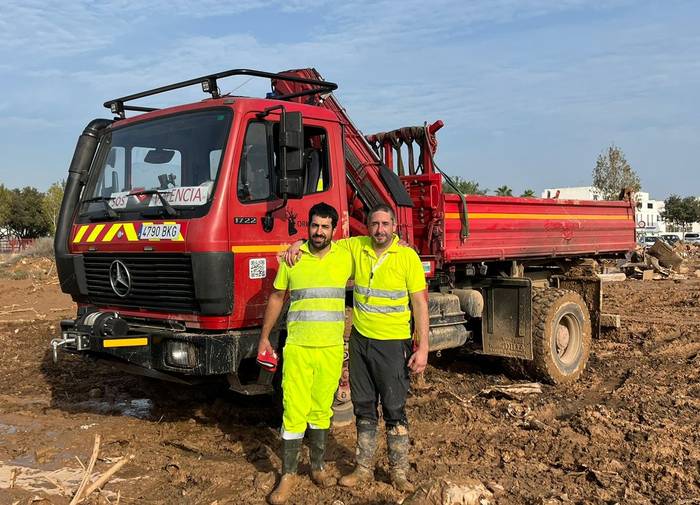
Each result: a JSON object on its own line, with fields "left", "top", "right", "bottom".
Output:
{"left": 70, "top": 434, "right": 101, "bottom": 505}
{"left": 82, "top": 454, "right": 134, "bottom": 499}
{"left": 596, "top": 272, "right": 626, "bottom": 282}
{"left": 648, "top": 240, "right": 683, "bottom": 269}
{"left": 641, "top": 270, "right": 655, "bottom": 281}
{"left": 9, "top": 467, "right": 19, "bottom": 488}
{"left": 44, "top": 474, "right": 69, "bottom": 496}
{"left": 480, "top": 382, "right": 542, "bottom": 399}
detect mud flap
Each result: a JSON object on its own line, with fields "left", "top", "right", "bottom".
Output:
{"left": 480, "top": 278, "right": 533, "bottom": 359}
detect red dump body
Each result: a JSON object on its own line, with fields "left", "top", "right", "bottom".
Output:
{"left": 439, "top": 194, "right": 635, "bottom": 262}
{"left": 404, "top": 175, "right": 636, "bottom": 266}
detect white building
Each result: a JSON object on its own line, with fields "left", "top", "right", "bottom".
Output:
{"left": 633, "top": 192, "right": 666, "bottom": 235}
{"left": 541, "top": 186, "right": 602, "bottom": 200}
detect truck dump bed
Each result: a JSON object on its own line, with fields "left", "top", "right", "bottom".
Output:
{"left": 437, "top": 194, "right": 636, "bottom": 262}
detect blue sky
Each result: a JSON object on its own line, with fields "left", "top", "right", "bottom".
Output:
{"left": 0, "top": 0, "right": 698, "bottom": 199}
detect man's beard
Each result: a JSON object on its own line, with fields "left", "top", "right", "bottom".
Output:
{"left": 310, "top": 235, "right": 331, "bottom": 251}
{"left": 372, "top": 232, "right": 390, "bottom": 246}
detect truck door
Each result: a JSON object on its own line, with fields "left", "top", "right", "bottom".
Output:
{"left": 228, "top": 114, "right": 342, "bottom": 327}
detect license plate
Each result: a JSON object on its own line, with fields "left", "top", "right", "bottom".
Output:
{"left": 139, "top": 223, "right": 181, "bottom": 240}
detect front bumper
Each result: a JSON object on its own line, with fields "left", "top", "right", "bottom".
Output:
{"left": 51, "top": 318, "right": 261, "bottom": 377}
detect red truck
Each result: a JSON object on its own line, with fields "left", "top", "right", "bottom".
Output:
{"left": 52, "top": 68, "right": 635, "bottom": 399}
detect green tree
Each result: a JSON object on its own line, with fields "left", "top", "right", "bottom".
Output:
{"left": 443, "top": 176, "right": 488, "bottom": 195}
{"left": 4, "top": 187, "right": 52, "bottom": 239}
{"left": 592, "top": 144, "right": 641, "bottom": 200}
{"left": 0, "top": 184, "right": 11, "bottom": 239}
{"left": 43, "top": 180, "right": 65, "bottom": 235}
{"left": 661, "top": 195, "right": 700, "bottom": 231}
{"left": 495, "top": 185, "right": 513, "bottom": 196}
{"left": 520, "top": 189, "right": 536, "bottom": 197}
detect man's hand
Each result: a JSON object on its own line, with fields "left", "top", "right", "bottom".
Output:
{"left": 397, "top": 237, "right": 419, "bottom": 252}
{"left": 257, "top": 336, "right": 274, "bottom": 357}
{"left": 408, "top": 348, "right": 428, "bottom": 374}
{"left": 282, "top": 239, "right": 304, "bottom": 266}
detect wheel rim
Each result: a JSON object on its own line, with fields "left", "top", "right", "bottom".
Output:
{"left": 554, "top": 313, "right": 581, "bottom": 368}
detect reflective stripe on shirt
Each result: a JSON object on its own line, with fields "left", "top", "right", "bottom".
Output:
{"left": 290, "top": 287, "right": 346, "bottom": 302}
{"left": 287, "top": 310, "right": 346, "bottom": 322}
{"left": 353, "top": 300, "right": 408, "bottom": 314}
{"left": 353, "top": 285, "right": 407, "bottom": 300}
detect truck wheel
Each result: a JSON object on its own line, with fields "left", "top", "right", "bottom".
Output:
{"left": 530, "top": 289, "right": 591, "bottom": 384}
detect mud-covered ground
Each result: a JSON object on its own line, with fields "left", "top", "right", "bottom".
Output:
{"left": 0, "top": 254, "right": 699, "bottom": 505}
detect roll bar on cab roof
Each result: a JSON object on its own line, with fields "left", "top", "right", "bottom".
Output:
{"left": 104, "top": 68, "right": 339, "bottom": 119}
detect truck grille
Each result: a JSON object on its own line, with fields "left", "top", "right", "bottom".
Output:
{"left": 83, "top": 253, "right": 197, "bottom": 313}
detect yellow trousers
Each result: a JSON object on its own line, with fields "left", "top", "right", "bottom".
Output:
{"left": 281, "top": 343, "right": 344, "bottom": 438}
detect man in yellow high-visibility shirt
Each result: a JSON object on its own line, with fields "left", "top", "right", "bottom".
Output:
{"left": 258, "top": 202, "right": 352, "bottom": 505}
{"left": 284, "top": 203, "right": 429, "bottom": 493}
{"left": 337, "top": 203, "right": 429, "bottom": 493}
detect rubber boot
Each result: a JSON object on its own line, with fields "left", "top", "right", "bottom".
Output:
{"left": 307, "top": 428, "right": 336, "bottom": 487}
{"left": 269, "top": 438, "right": 302, "bottom": 505}
{"left": 339, "top": 421, "right": 377, "bottom": 488}
{"left": 387, "top": 424, "right": 414, "bottom": 493}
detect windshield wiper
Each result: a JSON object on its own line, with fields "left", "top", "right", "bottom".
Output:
{"left": 80, "top": 196, "right": 118, "bottom": 219}
{"left": 129, "top": 189, "right": 178, "bottom": 217}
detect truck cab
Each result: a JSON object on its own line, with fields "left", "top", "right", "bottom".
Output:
{"left": 53, "top": 70, "right": 352, "bottom": 391}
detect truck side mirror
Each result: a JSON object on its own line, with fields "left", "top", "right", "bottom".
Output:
{"left": 278, "top": 111, "right": 304, "bottom": 199}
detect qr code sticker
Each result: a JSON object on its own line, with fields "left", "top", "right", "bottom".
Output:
{"left": 249, "top": 258, "right": 267, "bottom": 279}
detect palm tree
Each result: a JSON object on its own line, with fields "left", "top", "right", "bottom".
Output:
{"left": 495, "top": 185, "right": 513, "bottom": 197}
{"left": 520, "top": 189, "right": 536, "bottom": 198}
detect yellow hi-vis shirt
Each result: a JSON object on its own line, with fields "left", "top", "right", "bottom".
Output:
{"left": 338, "top": 235, "right": 427, "bottom": 340}
{"left": 273, "top": 241, "right": 353, "bottom": 347}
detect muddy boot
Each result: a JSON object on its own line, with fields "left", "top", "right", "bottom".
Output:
{"left": 269, "top": 438, "right": 302, "bottom": 505}
{"left": 339, "top": 421, "right": 377, "bottom": 488}
{"left": 307, "top": 428, "right": 336, "bottom": 487}
{"left": 387, "top": 424, "right": 414, "bottom": 493}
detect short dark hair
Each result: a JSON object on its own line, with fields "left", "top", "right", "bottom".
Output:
{"left": 309, "top": 202, "right": 339, "bottom": 229}
{"left": 367, "top": 203, "right": 395, "bottom": 223}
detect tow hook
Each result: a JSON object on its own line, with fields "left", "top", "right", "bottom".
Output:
{"left": 50, "top": 332, "right": 90, "bottom": 363}
{"left": 50, "top": 335, "right": 75, "bottom": 363}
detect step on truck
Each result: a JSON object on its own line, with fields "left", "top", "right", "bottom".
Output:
{"left": 52, "top": 68, "right": 636, "bottom": 401}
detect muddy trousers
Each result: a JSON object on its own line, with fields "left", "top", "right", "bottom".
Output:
{"left": 348, "top": 327, "right": 411, "bottom": 428}
{"left": 281, "top": 343, "right": 344, "bottom": 439}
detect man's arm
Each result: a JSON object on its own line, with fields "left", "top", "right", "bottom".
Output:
{"left": 282, "top": 236, "right": 359, "bottom": 266}
{"left": 257, "top": 289, "right": 287, "bottom": 355}
{"left": 407, "top": 289, "right": 429, "bottom": 374}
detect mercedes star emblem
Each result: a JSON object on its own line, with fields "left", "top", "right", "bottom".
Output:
{"left": 109, "top": 260, "right": 131, "bottom": 297}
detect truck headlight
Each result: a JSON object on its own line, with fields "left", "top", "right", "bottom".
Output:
{"left": 165, "top": 341, "right": 196, "bottom": 369}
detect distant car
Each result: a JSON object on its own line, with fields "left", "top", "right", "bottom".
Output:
{"left": 660, "top": 234, "right": 681, "bottom": 246}
{"left": 684, "top": 232, "right": 700, "bottom": 244}
{"left": 642, "top": 236, "right": 659, "bottom": 248}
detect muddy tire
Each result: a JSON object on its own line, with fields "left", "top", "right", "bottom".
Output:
{"left": 529, "top": 289, "right": 591, "bottom": 384}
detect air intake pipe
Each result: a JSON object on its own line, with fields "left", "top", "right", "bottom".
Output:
{"left": 55, "top": 118, "right": 113, "bottom": 297}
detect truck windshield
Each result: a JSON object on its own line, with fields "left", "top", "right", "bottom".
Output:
{"left": 80, "top": 108, "right": 232, "bottom": 220}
